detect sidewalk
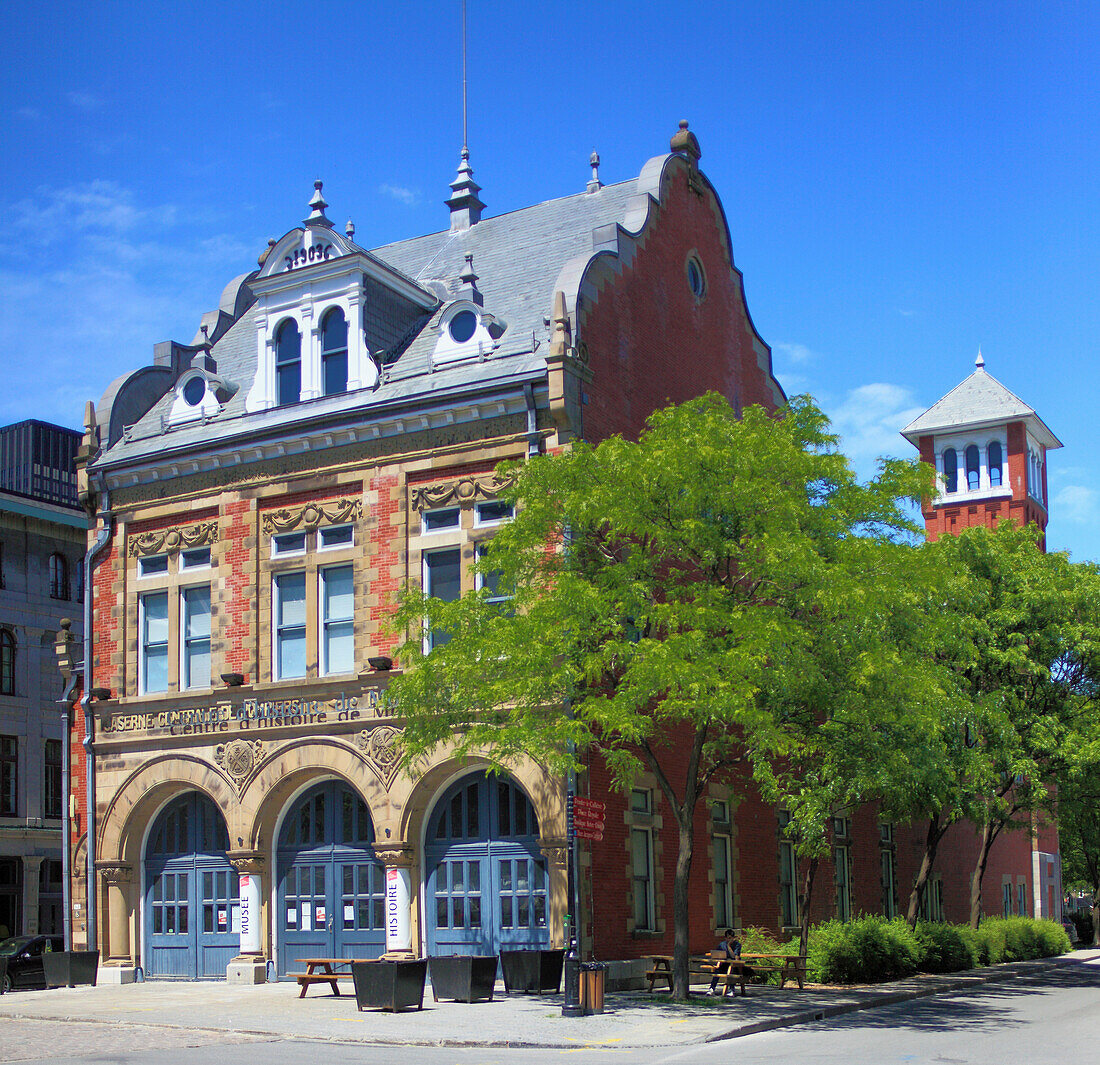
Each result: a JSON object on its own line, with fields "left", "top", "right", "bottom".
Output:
{"left": 0, "top": 950, "right": 1096, "bottom": 1049}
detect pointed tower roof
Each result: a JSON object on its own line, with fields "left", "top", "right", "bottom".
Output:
{"left": 901, "top": 353, "right": 1062, "bottom": 450}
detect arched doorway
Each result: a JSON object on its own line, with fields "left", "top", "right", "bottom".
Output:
{"left": 143, "top": 792, "right": 238, "bottom": 978}
{"left": 425, "top": 771, "right": 550, "bottom": 956}
{"left": 275, "top": 781, "right": 385, "bottom": 974}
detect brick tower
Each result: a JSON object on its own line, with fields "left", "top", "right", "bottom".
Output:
{"left": 901, "top": 352, "right": 1061, "bottom": 545}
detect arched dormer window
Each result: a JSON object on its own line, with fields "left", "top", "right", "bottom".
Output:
{"left": 321, "top": 307, "right": 348, "bottom": 396}
{"left": 49, "top": 553, "right": 69, "bottom": 600}
{"left": 275, "top": 319, "right": 302, "bottom": 406}
{"left": 988, "top": 441, "right": 1003, "bottom": 487}
{"left": 0, "top": 630, "right": 14, "bottom": 695}
{"left": 943, "top": 448, "right": 958, "bottom": 493}
{"left": 965, "top": 445, "right": 981, "bottom": 491}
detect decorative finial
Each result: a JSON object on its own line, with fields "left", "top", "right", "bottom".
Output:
{"left": 200, "top": 324, "right": 210, "bottom": 347}
{"left": 458, "top": 253, "right": 483, "bottom": 306}
{"left": 587, "top": 150, "right": 602, "bottom": 194}
{"left": 257, "top": 237, "right": 277, "bottom": 267}
{"left": 976, "top": 348, "right": 985, "bottom": 369}
{"left": 446, "top": 146, "right": 485, "bottom": 231}
{"left": 346, "top": 218, "right": 355, "bottom": 240}
{"left": 669, "top": 119, "right": 702, "bottom": 165}
{"left": 304, "top": 180, "right": 334, "bottom": 228}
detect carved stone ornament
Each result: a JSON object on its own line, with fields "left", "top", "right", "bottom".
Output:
{"left": 96, "top": 862, "right": 133, "bottom": 885}
{"left": 128, "top": 521, "right": 219, "bottom": 557}
{"left": 228, "top": 852, "right": 266, "bottom": 875}
{"left": 411, "top": 474, "right": 511, "bottom": 511}
{"left": 372, "top": 845, "right": 414, "bottom": 868}
{"left": 215, "top": 738, "right": 263, "bottom": 793}
{"left": 356, "top": 725, "right": 403, "bottom": 787}
{"left": 261, "top": 498, "right": 362, "bottom": 535}
{"left": 539, "top": 843, "right": 568, "bottom": 870}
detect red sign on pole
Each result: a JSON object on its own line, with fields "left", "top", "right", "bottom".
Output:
{"left": 573, "top": 798, "right": 606, "bottom": 818}
{"left": 571, "top": 795, "right": 606, "bottom": 844}
{"left": 574, "top": 828, "right": 604, "bottom": 842}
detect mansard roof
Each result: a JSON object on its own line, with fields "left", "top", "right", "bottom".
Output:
{"left": 901, "top": 361, "right": 1062, "bottom": 450}
{"left": 92, "top": 153, "right": 689, "bottom": 471}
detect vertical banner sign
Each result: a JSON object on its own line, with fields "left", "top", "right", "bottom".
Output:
{"left": 385, "top": 866, "right": 412, "bottom": 951}
{"left": 239, "top": 873, "right": 262, "bottom": 953}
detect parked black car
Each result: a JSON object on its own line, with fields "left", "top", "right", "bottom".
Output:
{"left": 0, "top": 936, "right": 65, "bottom": 992}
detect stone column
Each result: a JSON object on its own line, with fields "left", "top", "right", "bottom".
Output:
{"left": 96, "top": 862, "right": 136, "bottom": 984}
{"left": 539, "top": 839, "right": 569, "bottom": 949}
{"left": 226, "top": 852, "right": 267, "bottom": 984}
{"left": 374, "top": 847, "right": 414, "bottom": 956}
{"left": 21, "top": 856, "right": 44, "bottom": 936}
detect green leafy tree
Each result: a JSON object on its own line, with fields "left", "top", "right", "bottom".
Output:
{"left": 388, "top": 394, "right": 927, "bottom": 999}
{"left": 1058, "top": 761, "right": 1100, "bottom": 946}
{"left": 924, "top": 525, "right": 1100, "bottom": 928}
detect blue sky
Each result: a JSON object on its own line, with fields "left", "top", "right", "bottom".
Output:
{"left": 2, "top": 2, "right": 1097, "bottom": 560}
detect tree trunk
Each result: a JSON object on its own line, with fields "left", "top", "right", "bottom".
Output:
{"left": 1092, "top": 887, "right": 1100, "bottom": 948}
{"left": 670, "top": 806, "right": 696, "bottom": 999}
{"left": 969, "top": 815, "right": 1001, "bottom": 929}
{"left": 797, "top": 855, "right": 819, "bottom": 958}
{"left": 906, "top": 811, "right": 950, "bottom": 928}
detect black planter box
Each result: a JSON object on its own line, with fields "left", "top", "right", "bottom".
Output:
{"left": 42, "top": 950, "right": 100, "bottom": 988}
{"left": 351, "top": 958, "right": 427, "bottom": 1012}
{"left": 428, "top": 954, "right": 498, "bottom": 1003}
{"left": 499, "top": 949, "right": 564, "bottom": 994}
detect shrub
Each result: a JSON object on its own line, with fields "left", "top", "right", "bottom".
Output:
{"left": 974, "top": 917, "right": 1070, "bottom": 962}
{"left": 805, "top": 915, "right": 919, "bottom": 985}
{"left": 913, "top": 922, "right": 979, "bottom": 973}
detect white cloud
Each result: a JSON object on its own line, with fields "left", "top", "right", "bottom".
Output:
{"left": 824, "top": 383, "right": 925, "bottom": 472}
{"left": 379, "top": 183, "right": 420, "bottom": 206}
{"left": 1053, "top": 485, "right": 1100, "bottom": 525}
{"left": 13, "top": 181, "right": 146, "bottom": 241}
{"left": 773, "top": 341, "right": 816, "bottom": 365}
{"left": 67, "top": 90, "right": 102, "bottom": 110}
{"left": 15, "top": 106, "right": 41, "bottom": 120}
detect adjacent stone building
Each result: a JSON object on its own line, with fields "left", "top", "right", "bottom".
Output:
{"left": 0, "top": 420, "right": 86, "bottom": 939}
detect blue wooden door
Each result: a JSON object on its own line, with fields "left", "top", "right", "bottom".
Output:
{"left": 276, "top": 782, "right": 385, "bottom": 975}
{"left": 144, "top": 793, "right": 239, "bottom": 978}
{"left": 425, "top": 772, "right": 550, "bottom": 956}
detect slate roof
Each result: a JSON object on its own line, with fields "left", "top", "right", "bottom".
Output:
{"left": 901, "top": 362, "right": 1061, "bottom": 449}
{"left": 95, "top": 169, "right": 652, "bottom": 468}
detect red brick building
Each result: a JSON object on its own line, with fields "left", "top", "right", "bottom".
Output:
{"left": 67, "top": 124, "right": 1059, "bottom": 985}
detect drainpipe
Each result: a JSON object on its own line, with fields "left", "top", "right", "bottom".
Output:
{"left": 81, "top": 481, "right": 112, "bottom": 952}
{"left": 57, "top": 631, "right": 79, "bottom": 953}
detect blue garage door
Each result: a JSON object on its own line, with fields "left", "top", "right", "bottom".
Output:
{"left": 144, "top": 793, "right": 239, "bottom": 979}
{"left": 425, "top": 772, "right": 550, "bottom": 957}
{"left": 276, "top": 782, "right": 386, "bottom": 975}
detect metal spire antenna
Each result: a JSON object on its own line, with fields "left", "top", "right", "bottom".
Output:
{"left": 462, "top": 0, "right": 468, "bottom": 150}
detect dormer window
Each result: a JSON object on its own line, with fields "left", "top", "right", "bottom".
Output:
{"left": 988, "top": 441, "right": 1003, "bottom": 487}
{"left": 183, "top": 377, "right": 206, "bottom": 406}
{"left": 321, "top": 307, "right": 348, "bottom": 396}
{"left": 432, "top": 302, "right": 505, "bottom": 368}
{"left": 448, "top": 310, "right": 477, "bottom": 343}
{"left": 965, "top": 445, "right": 980, "bottom": 491}
{"left": 276, "top": 319, "right": 302, "bottom": 405}
{"left": 943, "top": 448, "right": 958, "bottom": 493}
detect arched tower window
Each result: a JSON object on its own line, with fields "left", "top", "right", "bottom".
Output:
{"left": 943, "top": 448, "right": 958, "bottom": 493}
{"left": 965, "top": 445, "right": 981, "bottom": 491}
{"left": 0, "top": 630, "right": 14, "bottom": 695}
{"left": 275, "top": 319, "right": 302, "bottom": 406}
{"left": 988, "top": 441, "right": 1003, "bottom": 487}
{"left": 321, "top": 308, "right": 348, "bottom": 397}
{"left": 49, "top": 554, "right": 68, "bottom": 600}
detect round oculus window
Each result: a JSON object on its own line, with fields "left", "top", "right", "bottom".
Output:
{"left": 687, "top": 257, "right": 706, "bottom": 299}
{"left": 448, "top": 310, "right": 478, "bottom": 343}
{"left": 182, "top": 376, "right": 206, "bottom": 406}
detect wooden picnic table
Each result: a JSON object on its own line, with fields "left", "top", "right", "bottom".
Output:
{"left": 644, "top": 953, "right": 749, "bottom": 996}
{"left": 292, "top": 957, "right": 359, "bottom": 998}
{"left": 740, "top": 952, "right": 807, "bottom": 990}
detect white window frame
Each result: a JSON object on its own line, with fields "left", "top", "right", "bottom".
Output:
{"left": 319, "top": 564, "right": 354, "bottom": 676}
{"left": 835, "top": 844, "right": 852, "bottom": 922}
{"left": 629, "top": 788, "right": 656, "bottom": 932}
{"left": 421, "top": 507, "right": 461, "bottom": 534}
{"left": 880, "top": 844, "right": 896, "bottom": 919}
{"left": 140, "top": 589, "right": 169, "bottom": 694}
{"left": 712, "top": 828, "right": 734, "bottom": 930}
{"left": 138, "top": 554, "right": 169, "bottom": 578}
{"left": 422, "top": 546, "right": 462, "bottom": 652}
{"left": 778, "top": 809, "right": 798, "bottom": 929}
{"left": 319, "top": 524, "right": 354, "bottom": 551}
{"left": 180, "top": 584, "right": 211, "bottom": 690}
{"left": 180, "top": 547, "right": 212, "bottom": 570}
{"left": 272, "top": 532, "right": 307, "bottom": 557}
{"left": 273, "top": 571, "right": 307, "bottom": 680}
{"left": 474, "top": 500, "right": 514, "bottom": 527}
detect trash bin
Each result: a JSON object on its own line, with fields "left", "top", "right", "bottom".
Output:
{"left": 578, "top": 961, "right": 608, "bottom": 1015}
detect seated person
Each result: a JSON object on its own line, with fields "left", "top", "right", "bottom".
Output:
{"left": 707, "top": 928, "right": 743, "bottom": 995}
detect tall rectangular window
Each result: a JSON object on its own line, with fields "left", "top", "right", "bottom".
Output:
{"left": 274, "top": 572, "right": 307, "bottom": 679}
{"left": 1003, "top": 881, "right": 1013, "bottom": 917}
{"left": 880, "top": 845, "right": 896, "bottom": 919}
{"left": 44, "top": 739, "right": 62, "bottom": 819}
{"left": 711, "top": 801, "right": 733, "bottom": 929}
{"left": 778, "top": 809, "right": 798, "bottom": 928}
{"left": 1017, "top": 881, "right": 1028, "bottom": 916}
{"left": 140, "top": 591, "right": 169, "bottom": 694}
{"left": 321, "top": 565, "right": 354, "bottom": 675}
{"left": 181, "top": 585, "right": 211, "bottom": 690}
{"left": 630, "top": 788, "right": 655, "bottom": 931}
{"left": 0, "top": 736, "right": 16, "bottom": 816}
{"left": 424, "top": 548, "right": 461, "bottom": 650}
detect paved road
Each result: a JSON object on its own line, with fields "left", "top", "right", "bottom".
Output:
{"left": 3, "top": 956, "right": 1097, "bottom": 1065}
